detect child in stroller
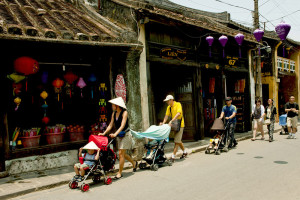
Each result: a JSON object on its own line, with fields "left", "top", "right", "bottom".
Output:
{"left": 69, "top": 136, "right": 116, "bottom": 192}
{"left": 131, "top": 124, "right": 172, "bottom": 171}
{"left": 279, "top": 114, "right": 289, "bottom": 135}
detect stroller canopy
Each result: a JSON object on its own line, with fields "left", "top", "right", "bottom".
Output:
{"left": 89, "top": 135, "right": 108, "bottom": 149}
{"left": 131, "top": 124, "right": 171, "bottom": 141}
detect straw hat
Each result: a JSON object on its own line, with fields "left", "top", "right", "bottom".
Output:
{"left": 108, "top": 97, "right": 127, "bottom": 109}
{"left": 211, "top": 118, "right": 225, "bottom": 131}
{"left": 83, "top": 141, "right": 99, "bottom": 150}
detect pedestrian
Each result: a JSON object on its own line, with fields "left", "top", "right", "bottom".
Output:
{"left": 285, "top": 95, "right": 299, "bottom": 139}
{"left": 99, "top": 97, "right": 137, "bottom": 179}
{"left": 160, "top": 95, "right": 187, "bottom": 162}
{"left": 219, "top": 97, "right": 238, "bottom": 148}
{"left": 251, "top": 98, "right": 265, "bottom": 141}
{"left": 262, "top": 99, "right": 277, "bottom": 142}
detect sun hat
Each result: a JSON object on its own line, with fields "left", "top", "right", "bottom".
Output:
{"left": 83, "top": 141, "right": 99, "bottom": 150}
{"left": 108, "top": 97, "right": 127, "bottom": 109}
{"left": 163, "top": 95, "right": 174, "bottom": 102}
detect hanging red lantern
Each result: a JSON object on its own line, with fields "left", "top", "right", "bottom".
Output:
{"left": 42, "top": 116, "right": 50, "bottom": 124}
{"left": 14, "top": 57, "right": 39, "bottom": 75}
{"left": 64, "top": 71, "right": 78, "bottom": 85}
{"left": 12, "top": 83, "right": 22, "bottom": 96}
{"left": 52, "top": 78, "right": 64, "bottom": 101}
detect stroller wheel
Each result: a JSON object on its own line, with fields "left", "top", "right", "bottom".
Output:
{"left": 205, "top": 150, "right": 210, "bottom": 154}
{"left": 69, "top": 181, "right": 78, "bottom": 189}
{"left": 223, "top": 147, "right": 228, "bottom": 152}
{"left": 166, "top": 159, "right": 173, "bottom": 166}
{"left": 80, "top": 183, "right": 90, "bottom": 192}
{"left": 215, "top": 151, "right": 221, "bottom": 155}
{"left": 139, "top": 163, "right": 147, "bottom": 169}
{"left": 151, "top": 164, "right": 159, "bottom": 171}
{"left": 104, "top": 177, "right": 112, "bottom": 185}
{"left": 92, "top": 175, "right": 101, "bottom": 183}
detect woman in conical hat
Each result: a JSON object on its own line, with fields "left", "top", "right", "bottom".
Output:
{"left": 99, "top": 97, "right": 137, "bottom": 179}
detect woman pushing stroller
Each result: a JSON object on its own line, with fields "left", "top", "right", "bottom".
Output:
{"left": 99, "top": 97, "right": 137, "bottom": 179}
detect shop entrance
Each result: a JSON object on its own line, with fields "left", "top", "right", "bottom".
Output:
{"left": 149, "top": 62, "right": 197, "bottom": 141}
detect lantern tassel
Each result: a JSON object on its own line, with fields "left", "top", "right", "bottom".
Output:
{"left": 26, "top": 80, "right": 28, "bottom": 91}
{"left": 239, "top": 46, "right": 242, "bottom": 58}
{"left": 223, "top": 48, "right": 225, "bottom": 58}
{"left": 209, "top": 47, "right": 211, "bottom": 57}
{"left": 58, "top": 93, "right": 59, "bottom": 102}
{"left": 91, "top": 87, "right": 94, "bottom": 99}
{"left": 258, "top": 45, "right": 261, "bottom": 55}
{"left": 81, "top": 89, "right": 83, "bottom": 98}
{"left": 70, "top": 90, "right": 72, "bottom": 98}
{"left": 283, "top": 46, "right": 285, "bottom": 57}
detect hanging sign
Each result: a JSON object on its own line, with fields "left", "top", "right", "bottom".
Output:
{"left": 225, "top": 56, "right": 240, "bottom": 68}
{"left": 160, "top": 48, "right": 187, "bottom": 61}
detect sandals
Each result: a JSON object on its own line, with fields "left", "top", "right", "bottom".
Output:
{"left": 114, "top": 175, "right": 123, "bottom": 180}
{"left": 261, "top": 137, "right": 265, "bottom": 140}
{"left": 251, "top": 138, "right": 255, "bottom": 141}
{"left": 133, "top": 161, "right": 138, "bottom": 172}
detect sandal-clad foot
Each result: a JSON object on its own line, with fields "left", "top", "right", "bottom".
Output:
{"left": 261, "top": 137, "right": 265, "bottom": 140}
{"left": 133, "top": 161, "right": 138, "bottom": 172}
{"left": 251, "top": 138, "right": 255, "bottom": 141}
{"left": 114, "top": 174, "right": 123, "bottom": 179}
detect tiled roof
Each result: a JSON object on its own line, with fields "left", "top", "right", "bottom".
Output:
{"left": 0, "top": 0, "right": 138, "bottom": 45}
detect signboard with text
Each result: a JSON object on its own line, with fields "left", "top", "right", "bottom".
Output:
{"left": 160, "top": 48, "right": 187, "bottom": 61}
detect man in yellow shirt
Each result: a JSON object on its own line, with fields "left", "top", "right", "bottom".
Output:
{"left": 160, "top": 95, "right": 187, "bottom": 162}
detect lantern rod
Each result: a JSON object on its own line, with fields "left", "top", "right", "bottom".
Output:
{"left": 39, "top": 62, "right": 92, "bottom": 66}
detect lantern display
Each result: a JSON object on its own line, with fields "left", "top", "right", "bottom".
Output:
{"left": 64, "top": 71, "right": 78, "bottom": 98}
{"left": 253, "top": 29, "right": 264, "bottom": 55}
{"left": 206, "top": 36, "right": 214, "bottom": 57}
{"left": 234, "top": 33, "right": 244, "bottom": 58}
{"left": 52, "top": 78, "right": 64, "bottom": 101}
{"left": 219, "top": 35, "right": 228, "bottom": 58}
{"left": 14, "top": 97, "right": 21, "bottom": 111}
{"left": 7, "top": 73, "right": 25, "bottom": 83}
{"left": 88, "top": 74, "right": 97, "bottom": 99}
{"left": 76, "top": 77, "right": 87, "bottom": 98}
{"left": 275, "top": 21, "right": 291, "bottom": 57}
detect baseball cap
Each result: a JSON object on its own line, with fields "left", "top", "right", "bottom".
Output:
{"left": 225, "top": 97, "right": 232, "bottom": 101}
{"left": 163, "top": 95, "right": 174, "bottom": 102}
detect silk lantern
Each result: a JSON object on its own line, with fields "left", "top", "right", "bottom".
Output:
{"left": 7, "top": 73, "right": 25, "bottom": 83}
{"left": 12, "top": 83, "right": 22, "bottom": 96}
{"left": 253, "top": 29, "right": 264, "bottom": 55}
{"left": 88, "top": 74, "right": 97, "bottom": 99}
{"left": 14, "top": 97, "right": 21, "bottom": 111}
{"left": 52, "top": 78, "right": 64, "bottom": 101}
{"left": 275, "top": 21, "right": 291, "bottom": 57}
{"left": 76, "top": 77, "right": 87, "bottom": 98}
{"left": 41, "top": 71, "right": 48, "bottom": 84}
{"left": 234, "top": 33, "right": 244, "bottom": 58}
{"left": 206, "top": 36, "right": 214, "bottom": 57}
{"left": 40, "top": 91, "right": 48, "bottom": 117}
{"left": 64, "top": 71, "right": 78, "bottom": 98}
{"left": 219, "top": 35, "right": 228, "bottom": 58}
{"left": 42, "top": 116, "right": 50, "bottom": 125}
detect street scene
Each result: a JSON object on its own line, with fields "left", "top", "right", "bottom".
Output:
{"left": 0, "top": 0, "right": 300, "bottom": 199}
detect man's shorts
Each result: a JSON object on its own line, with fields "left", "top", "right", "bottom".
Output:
{"left": 174, "top": 127, "right": 184, "bottom": 143}
{"left": 287, "top": 116, "right": 298, "bottom": 128}
{"left": 74, "top": 163, "right": 89, "bottom": 169}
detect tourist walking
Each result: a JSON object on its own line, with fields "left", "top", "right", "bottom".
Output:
{"left": 99, "top": 97, "right": 137, "bottom": 179}
{"left": 251, "top": 99, "right": 265, "bottom": 141}
{"left": 285, "top": 95, "right": 299, "bottom": 139}
{"left": 160, "top": 95, "right": 187, "bottom": 162}
{"left": 262, "top": 99, "right": 277, "bottom": 142}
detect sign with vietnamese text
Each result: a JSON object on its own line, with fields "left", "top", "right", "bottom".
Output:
{"left": 160, "top": 48, "right": 187, "bottom": 61}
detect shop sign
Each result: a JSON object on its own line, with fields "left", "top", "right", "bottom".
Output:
{"left": 160, "top": 48, "right": 187, "bottom": 61}
{"left": 225, "top": 56, "right": 240, "bottom": 68}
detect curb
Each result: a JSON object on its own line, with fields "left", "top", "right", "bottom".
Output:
{"left": 1, "top": 127, "right": 283, "bottom": 199}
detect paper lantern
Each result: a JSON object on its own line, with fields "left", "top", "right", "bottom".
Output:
{"left": 14, "top": 97, "right": 21, "bottom": 111}
{"left": 42, "top": 116, "right": 50, "bottom": 124}
{"left": 275, "top": 21, "right": 291, "bottom": 57}
{"left": 219, "top": 35, "right": 228, "bottom": 58}
{"left": 41, "top": 71, "right": 48, "bottom": 84}
{"left": 88, "top": 74, "right": 97, "bottom": 99}
{"left": 7, "top": 73, "right": 25, "bottom": 83}
{"left": 52, "top": 78, "right": 64, "bottom": 101}
{"left": 234, "top": 33, "right": 244, "bottom": 58}
{"left": 64, "top": 71, "right": 78, "bottom": 84}
{"left": 12, "top": 83, "right": 22, "bottom": 96}
{"left": 14, "top": 57, "right": 39, "bottom": 75}
{"left": 206, "top": 36, "right": 214, "bottom": 57}
{"left": 253, "top": 29, "right": 264, "bottom": 55}
{"left": 76, "top": 77, "right": 87, "bottom": 98}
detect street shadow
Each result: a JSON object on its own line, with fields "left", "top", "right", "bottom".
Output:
{"left": 254, "top": 156, "right": 263, "bottom": 159}
{"left": 274, "top": 161, "right": 288, "bottom": 164}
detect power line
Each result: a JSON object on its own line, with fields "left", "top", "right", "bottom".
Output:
{"left": 214, "top": 0, "right": 253, "bottom": 12}
{"left": 269, "top": 10, "right": 300, "bottom": 22}
{"left": 259, "top": 0, "right": 271, "bottom": 8}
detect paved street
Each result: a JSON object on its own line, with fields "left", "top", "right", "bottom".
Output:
{"left": 11, "top": 131, "right": 300, "bottom": 200}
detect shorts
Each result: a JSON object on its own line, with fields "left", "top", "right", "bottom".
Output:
{"left": 117, "top": 132, "right": 133, "bottom": 150}
{"left": 253, "top": 119, "right": 263, "bottom": 132}
{"left": 287, "top": 116, "right": 298, "bottom": 128}
{"left": 173, "top": 127, "right": 184, "bottom": 143}
{"left": 74, "top": 163, "right": 89, "bottom": 169}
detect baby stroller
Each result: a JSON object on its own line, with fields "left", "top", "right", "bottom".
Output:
{"left": 279, "top": 114, "right": 289, "bottom": 135}
{"left": 69, "top": 135, "right": 116, "bottom": 192}
{"left": 205, "top": 118, "right": 230, "bottom": 155}
{"left": 131, "top": 124, "right": 172, "bottom": 171}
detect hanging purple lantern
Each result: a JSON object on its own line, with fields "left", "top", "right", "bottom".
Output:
{"left": 76, "top": 77, "right": 87, "bottom": 98}
{"left": 234, "top": 33, "right": 244, "bottom": 58}
{"left": 275, "top": 21, "right": 291, "bottom": 57}
{"left": 206, "top": 36, "right": 214, "bottom": 57}
{"left": 88, "top": 73, "right": 97, "bottom": 99}
{"left": 253, "top": 29, "right": 264, "bottom": 55}
{"left": 219, "top": 35, "right": 228, "bottom": 58}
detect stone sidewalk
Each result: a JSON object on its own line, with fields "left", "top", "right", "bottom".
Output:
{"left": 0, "top": 123, "right": 290, "bottom": 199}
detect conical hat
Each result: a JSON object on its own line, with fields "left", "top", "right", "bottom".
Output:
{"left": 211, "top": 118, "right": 225, "bottom": 131}
{"left": 108, "top": 97, "right": 127, "bottom": 109}
{"left": 83, "top": 141, "right": 99, "bottom": 150}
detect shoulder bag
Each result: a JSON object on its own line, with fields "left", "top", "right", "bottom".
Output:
{"left": 169, "top": 107, "right": 181, "bottom": 132}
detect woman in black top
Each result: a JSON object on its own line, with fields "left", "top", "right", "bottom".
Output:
{"left": 99, "top": 97, "right": 136, "bottom": 179}
{"left": 262, "top": 99, "right": 277, "bottom": 142}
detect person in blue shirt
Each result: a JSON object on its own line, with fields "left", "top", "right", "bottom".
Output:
{"left": 219, "top": 97, "right": 238, "bottom": 148}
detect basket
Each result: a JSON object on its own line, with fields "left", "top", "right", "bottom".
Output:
{"left": 19, "top": 135, "right": 41, "bottom": 148}
{"left": 69, "top": 131, "right": 84, "bottom": 141}
{"left": 44, "top": 132, "right": 65, "bottom": 144}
